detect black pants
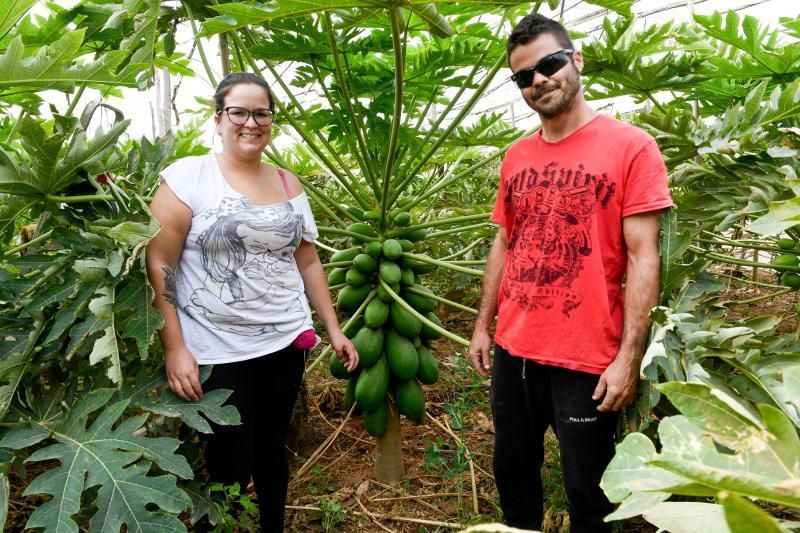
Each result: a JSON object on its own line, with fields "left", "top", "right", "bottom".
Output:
{"left": 200, "top": 345, "right": 306, "bottom": 533}
{"left": 491, "top": 344, "right": 618, "bottom": 532}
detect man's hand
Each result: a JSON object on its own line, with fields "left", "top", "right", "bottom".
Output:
{"left": 593, "top": 356, "right": 639, "bottom": 412}
{"left": 330, "top": 329, "right": 359, "bottom": 372}
{"left": 468, "top": 329, "right": 493, "bottom": 377}
{"left": 165, "top": 346, "right": 203, "bottom": 401}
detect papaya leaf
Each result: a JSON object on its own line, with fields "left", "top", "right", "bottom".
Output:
{"left": 0, "top": 32, "right": 132, "bottom": 92}
{"left": 584, "top": 0, "right": 633, "bottom": 18}
{"left": 0, "top": 0, "right": 38, "bottom": 38}
{"left": 87, "top": 285, "right": 121, "bottom": 384}
{"left": 0, "top": 319, "right": 43, "bottom": 419}
{"left": 1, "top": 389, "right": 191, "bottom": 532}
{"left": 642, "top": 502, "right": 730, "bottom": 533}
{"left": 116, "top": 276, "right": 163, "bottom": 360}
{"left": 719, "top": 492, "right": 783, "bottom": 533}
{"left": 123, "top": 367, "right": 241, "bottom": 434}
{"left": 182, "top": 478, "right": 223, "bottom": 526}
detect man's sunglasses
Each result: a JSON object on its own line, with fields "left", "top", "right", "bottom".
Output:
{"left": 510, "top": 49, "right": 574, "bottom": 89}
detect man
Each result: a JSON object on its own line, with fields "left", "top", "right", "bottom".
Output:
{"left": 468, "top": 13, "right": 673, "bottom": 532}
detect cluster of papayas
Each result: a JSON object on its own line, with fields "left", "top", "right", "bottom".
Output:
{"left": 327, "top": 201, "right": 442, "bottom": 436}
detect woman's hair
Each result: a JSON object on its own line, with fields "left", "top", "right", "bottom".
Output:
{"left": 213, "top": 72, "right": 275, "bottom": 115}
{"left": 198, "top": 205, "right": 299, "bottom": 284}
{"left": 506, "top": 13, "right": 574, "bottom": 60}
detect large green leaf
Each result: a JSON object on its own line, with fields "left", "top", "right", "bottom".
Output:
{"left": 0, "top": 389, "right": 192, "bottom": 532}
{"left": 116, "top": 276, "right": 163, "bottom": 360}
{"left": 86, "top": 285, "right": 121, "bottom": 384}
{"left": 642, "top": 502, "right": 730, "bottom": 533}
{"left": 0, "top": 0, "right": 37, "bottom": 37}
{"left": 124, "top": 367, "right": 241, "bottom": 434}
{"left": 0, "top": 31, "right": 132, "bottom": 92}
{"left": 719, "top": 492, "right": 783, "bottom": 533}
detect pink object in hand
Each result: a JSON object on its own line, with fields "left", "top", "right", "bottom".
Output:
{"left": 293, "top": 329, "right": 317, "bottom": 350}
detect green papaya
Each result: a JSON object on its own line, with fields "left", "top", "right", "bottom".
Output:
{"left": 402, "top": 285, "right": 437, "bottom": 313}
{"left": 365, "top": 241, "right": 383, "bottom": 258}
{"left": 353, "top": 253, "right": 378, "bottom": 273}
{"left": 379, "top": 261, "right": 402, "bottom": 284}
{"left": 337, "top": 284, "right": 371, "bottom": 311}
{"left": 331, "top": 246, "right": 362, "bottom": 263}
{"left": 390, "top": 302, "right": 422, "bottom": 337}
{"left": 363, "top": 400, "right": 388, "bottom": 436}
{"left": 778, "top": 238, "right": 796, "bottom": 250}
{"left": 329, "top": 352, "right": 351, "bottom": 380}
{"left": 346, "top": 267, "right": 370, "bottom": 287}
{"left": 382, "top": 239, "right": 403, "bottom": 260}
{"left": 353, "top": 326, "right": 384, "bottom": 368}
{"left": 386, "top": 329, "right": 419, "bottom": 379}
{"left": 354, "top": 355, "right": 390, "bottom": 411}
{"left": 419, "top": 311, "right": 443, "bottom": 341}
{"left": 327, "top": 267, "right": 348, "bottom": 286}
{"left": 364, "top": 298, "right": 390, "bottom": 328}
{"left": 417, "top": 345, "right": 439, "bottom": 385}
{"left": 395, "top": 379, "right": 425, "bottom": 424}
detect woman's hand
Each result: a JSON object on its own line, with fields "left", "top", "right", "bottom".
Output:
{"left": 329, "top": 328, "right": 359, "bottom": 372}
{"left": 165, "top": 346, "right": 203, "bottom": 401}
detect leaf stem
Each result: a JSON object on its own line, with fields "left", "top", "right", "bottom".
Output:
{"left": 402, "top": 252, "right": 483, "bottom": 277}
{"left": 426, "top": 222, "right": 493, "bottom": 240}
{"left": 732, "top": 287, "right": 795, "bottom": 305}
{"left": 182, "top": 0, "right": 217, "bottom": 86}
{"left": 379, "top": 279, "right": 469, "bottom": 347}
{"left": 390, "top": 213, "right": 491, "bottom": 233}
{"left": 405, "top": 286, "right": 477, "bottom": 315}
{"left": 380, "top": 7, "right": 407, "bottom": 226}
{"left": 3, "top": 230, "right": 54, "bottom": 257}
{"left": 318, "top": 227, "right": 379, "bottom": 242}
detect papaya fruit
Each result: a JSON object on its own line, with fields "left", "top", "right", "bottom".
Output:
{"left": 778, "top": 238, "right": 796, "bottom": 250}
{"left": 420, "top": 311, "right": 443, "bottom": 341}
{"left": 417, "top": 345, "right": 439, "bottom": 384}
{"left": 344, "top": 378, "right": 361, "bottom": 416}
{"left": 782, "top": 272, "right": 800, "bottom": 289}
{"left": 393, "top": 211, "right": 411, "bottom": 227}
{"left": 327, "top": 267, "right": 348, "bottom": 286}
{"left": 353, "top": 326, "right": 384, "bottom": 367}
{"left": 330, "top": 246, "right": 362, "bottom": 263}
{"left": 329, "top": 351, "right": 351, "bottom": 380}
{"left": 363, "top": 400, "right": 388, "bottom": 436}
{"left": 382, "top": 239, "right": 403, "bottom": 260}
{"left": 364, "top": 298, "right": 390, "bottom": 328}
{"left": 353, "top": 253, "right": 378, "bottom": 273}
{"left": 411, "top": 256, "right": 436, "bottom": 275}
{"left": 346, "top": 267, "right": 370, "bottom": 287}
{"left": 348, "top": 222, "right": 377, "bottom": 244}
{"left": 399, "top": 268, "right": 415, "bottom": 286}
{"left": 363, "top": 209, "right": 381, "bottom": 221}
{"left": 337, "top": 284, "right": 371, "bottom": 311}
{"left": 390, "top": 302, "right": 422, "bottom": 337}
{"left": 365, "top": 241, "right": 383, "bottom": 258}
{"left": 379, "top": 261, "right": 402, "bottom": 284}
{"left": 773, "top": 254, "right": 799, "bottom": 267}
{"left": 403, "top": 285, "right": 437, "bottom": 313}
{"left": 354, "top": 355, "right": 390, "bottom": 411}
{"left": 395, "top": 378, "right": 425, "bottom": 424}
{"left": 398, "top": 239, "right": 414, "bottom": 252}
{"left": 386, "top": 329, "right": 419, "bottom": 379}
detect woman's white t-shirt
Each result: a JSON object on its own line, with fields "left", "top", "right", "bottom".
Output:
{"left": 161, "top": 153, "right": 319, "bottom": 364}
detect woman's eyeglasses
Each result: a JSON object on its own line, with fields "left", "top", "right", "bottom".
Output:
{"left": 219, "top": 106, "right": 274, "bottom": 126}
{"left": 510, "top": 49, "right": 574, "bottom": 89}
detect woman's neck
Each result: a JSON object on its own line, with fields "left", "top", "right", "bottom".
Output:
{"left": 217, "top": 150, "right": 262, "bottom": 174}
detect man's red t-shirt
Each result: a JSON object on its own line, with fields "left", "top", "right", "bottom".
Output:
{"left": 490, "top": 114, "right": 673, "bottom": 374}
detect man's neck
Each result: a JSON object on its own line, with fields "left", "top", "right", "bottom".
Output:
{"left": 539, "top": 98, "right": 598, "bottom": 143}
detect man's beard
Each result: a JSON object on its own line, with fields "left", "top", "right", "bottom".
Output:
{"left": 526, "top": 67, "right": 581, "bottom": 119}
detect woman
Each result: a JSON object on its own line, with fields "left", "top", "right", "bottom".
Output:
{"left": 146, "top": 72, "right": 358, "bottom": 532}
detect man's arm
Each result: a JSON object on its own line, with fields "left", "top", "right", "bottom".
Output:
{"left": 468, "top": 227, "right": 507, "bottom": 377}
{"left": 594, "top": 211, "right": 662, "bottom": 412}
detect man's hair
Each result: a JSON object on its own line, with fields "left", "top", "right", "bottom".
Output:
{"left": 506, "top": 13, "right": 574, "bottom": 60}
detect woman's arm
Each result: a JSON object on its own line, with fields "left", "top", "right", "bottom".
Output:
{"left": 145, "top": 182, "right": 203, "bottom": 401}
{"left": 295, "top": 240, "right": 359, "bottom": 371}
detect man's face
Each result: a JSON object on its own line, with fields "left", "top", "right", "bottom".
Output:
{"left": 509, "top": 33, "right": 583, "bottom": 119}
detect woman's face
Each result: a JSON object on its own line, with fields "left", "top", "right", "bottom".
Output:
{"left": 215, "top": 83, "right": 272, "bottom": 160}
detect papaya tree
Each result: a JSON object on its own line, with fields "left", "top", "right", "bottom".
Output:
{"left": 187, "top": 0, "right": 648, "bottom": 483}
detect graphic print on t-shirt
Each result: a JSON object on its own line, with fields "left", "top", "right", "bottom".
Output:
{"left": 501, "top": 161, "right": 616, "bottom": 318}
{"left": 184, "top": 196, "right": 308, "bottom": 336}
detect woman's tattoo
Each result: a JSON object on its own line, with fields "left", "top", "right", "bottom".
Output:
{"left": 161, "top": 266, "right": 178, "bottom": 306}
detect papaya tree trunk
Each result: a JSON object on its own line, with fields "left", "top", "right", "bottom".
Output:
{"left": 374, "top": 401, "right": 404, "bottom": 483}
